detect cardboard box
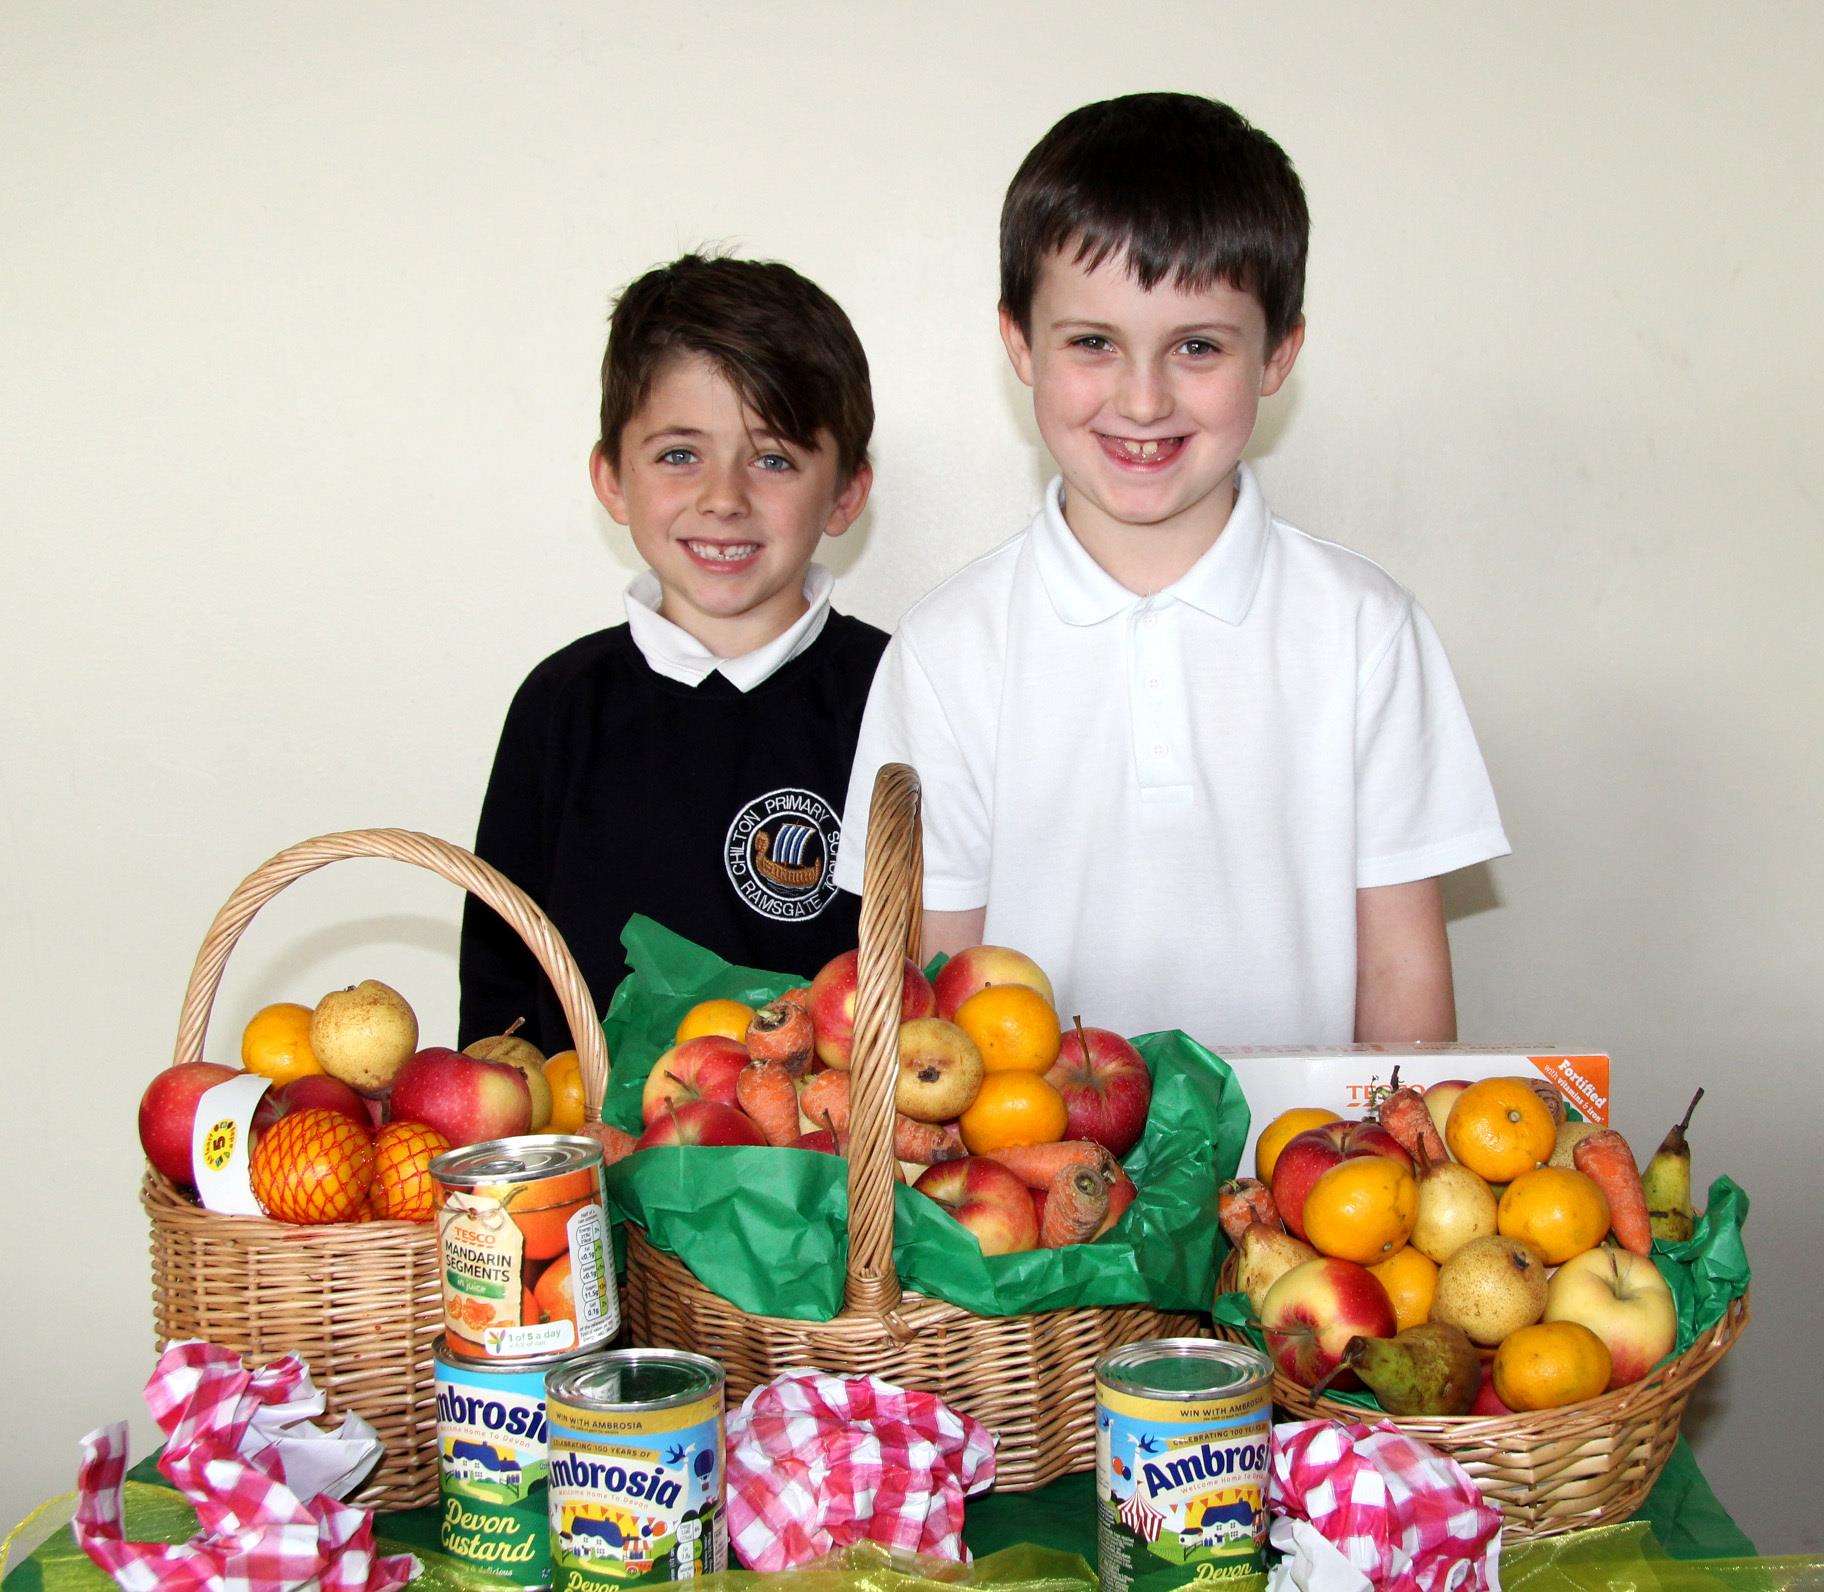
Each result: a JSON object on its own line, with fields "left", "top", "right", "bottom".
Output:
{"left": 1218, "top": 1045, "right": 1611, "bottom": 1176}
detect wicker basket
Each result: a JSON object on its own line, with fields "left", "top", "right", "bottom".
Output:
{"left": 1213, "top": 1251, "right": 1748, "bottom": 1538}
{"left": 143, "top": 829, "right": 610, "bottom": 1511}
{"left": 621, "top": 763, "right": 1201, "bottom": 1492}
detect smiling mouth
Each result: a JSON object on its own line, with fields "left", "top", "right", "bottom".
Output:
{"left": 1097, "top": 434, "right": 1187, "bottom": 469}
{"left": 682, "top": 539, "right": 761, "bottom": 568}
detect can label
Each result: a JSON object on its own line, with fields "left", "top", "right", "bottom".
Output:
{"left": 546, "top": 1391, "right": 725, "bottom": 1585}
{"left": 437, "top": 1162, "right": 616, "bottom": 1360}
{"left": 1095, "top": 1379, "right": 1270, "bottom": 1588}
{"left": 436, "top": 1353, "right": 559, "bottom": 1586}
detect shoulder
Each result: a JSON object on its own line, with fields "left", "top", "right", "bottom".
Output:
{"left": 1261, "top": 514, "right": 1418, "bottom": 662}
{"left": 505, "top": 625, "right": 637, "bottom": 718}
{"left": 894, "top": 531, "right": 1029, "bottom": 655}
{"left": 815, "top": 609, "right": 890, "bottom": 667}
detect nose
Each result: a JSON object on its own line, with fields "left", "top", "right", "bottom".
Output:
{"left": 1114, "top": 358, "right": 1174, "bottom": 428}
{"left": 696, "top": 460, "right": 749, "bottom": 520}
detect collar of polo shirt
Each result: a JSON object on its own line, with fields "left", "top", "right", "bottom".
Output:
{"left": 624, "top": 563, "right": 834, "bottom": 691}
{"left": 1033, "top": 462, "right": 1272, "bottom": 626}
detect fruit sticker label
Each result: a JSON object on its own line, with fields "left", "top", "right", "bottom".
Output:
{"left": 436, "top": 1355, "right": 554, "bottom": 1587}
{"left": 191, "top": 1073, "right": 273, "bottom": 1216}
{"left": 1095, "top": 1383, "right": 1269, "bottom": 1590}
{"left": 547, "top": 1393, "right": 725, "bottom": 1586}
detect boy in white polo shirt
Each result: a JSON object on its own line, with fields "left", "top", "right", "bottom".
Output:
{"left": 834, "top": 93, "right": 1509, "bottom": 1047}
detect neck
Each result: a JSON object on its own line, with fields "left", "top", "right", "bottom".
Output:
{"left": 658, "top": 581, "right": 810, "bottom": 659}
{"left": 1060, "top": 471, "right": 1238, "bottom": 596}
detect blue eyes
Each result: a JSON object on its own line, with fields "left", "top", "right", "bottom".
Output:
{"left": 655, "top": 448, "right": 795, "bottom": 471}
{"left": 1068, "top": 336, "right": 1222, "bottom": 357}
{"left": 659, "top": 447, "right": 697, "bottom": 465}
{"left": 756, "top": 453, "right": 793, "bottom": 472}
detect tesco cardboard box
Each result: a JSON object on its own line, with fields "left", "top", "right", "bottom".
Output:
{"left": 1218, "top": 1045, "right": 1611, "bottom": 1175}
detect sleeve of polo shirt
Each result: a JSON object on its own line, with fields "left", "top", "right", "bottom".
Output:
{"left": 1354, "top": 600, "right": 1512, "bottom": 889}
{"left": 832, "top": 630, "right": 990, "bottom": 910}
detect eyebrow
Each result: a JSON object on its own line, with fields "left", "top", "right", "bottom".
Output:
{"left": 1051, "top": 318, "right": 1247, "bottom": 337}
{"left": 639, "top": 424, "right": 793, "bottom": 448}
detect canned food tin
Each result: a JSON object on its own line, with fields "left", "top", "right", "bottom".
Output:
{"left": 1095, "top": 1339, "right": 1272, "bottom": 1589}
{"left": 545, "top": 1350, "right": 727, "bottom": 1586}
{"left": 432, "top": 1135, "right": 619, "bottom": 1361}
{"left": 435, "top": 1337, "right": 580, "bottom": 1586}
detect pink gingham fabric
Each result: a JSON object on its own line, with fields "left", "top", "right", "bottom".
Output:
{"left": 72, "top": 1341, "right": 417, "bottom": 1592}
{"left": 1268, "top": 1419, "right": 1501, "bottom": 1591}
{"left": 725, "top": 1369, "right": 996, "bottom": 1572}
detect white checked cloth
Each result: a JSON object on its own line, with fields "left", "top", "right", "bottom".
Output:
{"left": 725, "top": 1369, "right": 996, "bottom": 1573}
{"left": 1267, "top": 1419, "right": 1501, "bottom": 1591}
{"left": 71, "top": 1340, "right": 417, "bottom": 1592}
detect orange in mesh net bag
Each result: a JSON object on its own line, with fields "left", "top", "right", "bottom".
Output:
{"left": 250, "top": 1107, "right": 374, "bottom": 1223}
{"left": 369, "top": 1120, "right": 448, "bottom": 1221}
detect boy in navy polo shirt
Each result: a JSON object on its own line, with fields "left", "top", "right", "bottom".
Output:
{"left": 836, "top": 95, "right": 1509, "bottom": 1048}
{"left": 460, "top": 255, "right": 885, "bottom": 1051}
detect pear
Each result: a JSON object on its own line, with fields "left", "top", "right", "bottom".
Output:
{"left": 310, "top": 979, "right": 417, "bottom": 1094}
{"left": 1548, "top": 1119, "right": 1602, "bottom": 1169}
{"left": 1431, "top": 1235, "right": 1548, "bottom": 1347}
{"left": 465, "top": 1018, "right": 552, "bottom": 1132}
{"left": 1341, "top": 1323, "right": 1481, "bottom": 1416}
{"left": 1643, "top": 1088, "right": 1704, "bottom": 1242}
{"left": 1234, "top": 1222, "right": 1318, "bottom": 1315}
{"left": 1410, "top": 1145, "right": 1497, "bottom": 1264}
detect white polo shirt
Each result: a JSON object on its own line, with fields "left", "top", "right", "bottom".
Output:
{"left": 832, "top": 467, "right": 1509, "bottom": 1047}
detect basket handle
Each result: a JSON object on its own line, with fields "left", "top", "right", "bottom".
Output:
{"left": 171, "top": 829, "right": 610, "bottom": 1120}
{"left": 843, "top": 765, "right": 925, "bottom": 1319}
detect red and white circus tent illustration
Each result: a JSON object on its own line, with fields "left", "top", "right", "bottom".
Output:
{"left": 1118, "top": 1486, "right": 1166, "bottom": 1543}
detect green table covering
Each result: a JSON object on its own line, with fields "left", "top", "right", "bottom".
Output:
{"left": 0, "top": 1438, "right": 1765, "bottom": 1591}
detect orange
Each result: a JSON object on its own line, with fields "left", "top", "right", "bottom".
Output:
{"left": 1302, "top": 1157, "right": 1418, "bottom": 1263}
{"left": 1493, "top": 1320, "right": 1612, "bottom": 1410}
{"left": 250, "top": 1108, "right": 373, "bottom": 1223}
{"left": 543, "top": 1050, "right": 587, "bottom": 1135}
{"left": 1369, "top": 1245, "right": 1439, "bottom": 1333}
{"left": 534, "top": 1252, "right": 575, "bottom": 1325}
{"left": 369, "top": 1120, "right": 448, "bottom": 1221}
{"left": 240, "top": 1002, "right": 324, "bottom": 1084}
{"left": 959, "top": 1072, "right": 1069, "bottom": 1153}
{"left": 674, "top": 998, "right": 755, "bottom": 1044}
{"left": 1256, "top": 1108, "right": 1341, "bottom": 1184}
{"left": 1497, "top": 1167, "right": 1610, "bottom": 1265}
{"left": 1446, "top": 1078, "right": 1557, "bottom": 1183}
{"left": 515, "top": 1197, "right": 588, "bottom": 1262}
{"left": 954, "top": 985, "right": 1061, "bottom": 1075}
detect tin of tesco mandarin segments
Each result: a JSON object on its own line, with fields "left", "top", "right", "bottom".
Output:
{"left": 430, "top": 1135, "right": 618, "bottom": 1361}
{"left": 435, "top": 1337, "right": 583, "bottom": 1587}
{"left": 1095, "top": 1339, "right": 1272, "bottom": 1589}
{"left": 545, "top": 1350, "right": 727, "bottom": 1586}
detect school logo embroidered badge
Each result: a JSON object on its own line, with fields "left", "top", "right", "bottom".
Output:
{"left": 723, "top": 788, "right": 842, "bottom": 921}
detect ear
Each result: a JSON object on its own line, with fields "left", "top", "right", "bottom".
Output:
{"left": 1260, "top": 318, "right": 1305, "bottom": 398}
{"left": 589, "top": 442, "right": 630, "bottom": 525}
{"left": 822, "top": 460, "right": 874, "bottom": 539}
{"left": 999, "top": 305, "right": 1036, "bottom": 388}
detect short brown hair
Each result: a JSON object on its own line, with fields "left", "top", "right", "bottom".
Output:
{"left": 1001, "top": 93, "right": 1308, "bottom": 349}
{"left": 599, "top": 254, "right": 873, "bottom": 479}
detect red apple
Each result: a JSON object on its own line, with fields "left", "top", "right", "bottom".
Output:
{"left": 1046, "top": 1024, "right": 1152, "bottom": 1157}
{"left": 138, "top": 1062, "right": 240, "bottom": 1186}
{"left": 1342, "top": 1121, "right": 1413, "bottom": 1171}
{"left": 253, "top": 1073, "right": 371, "bottom": 1137}
{"left": 1270, "top": 1130, "right": 1346, "bottom": 1240}
{"left": 1318, "top": 1120, "right": 1355, "bottom": 1148}
{"left": 933, "top": 945, "right": 1055, "bottom": 1022}
{"left": 794, "top": 1127, "right": 840, "bottom": 1154}
{"left": 808, "top": 950, "right": 935, "bottom": 1070}
{"left": 1259, "top": 1257, "right": 1397, "bottom": 1388}
{"left": 1544, "top": 1246, "right": 1677, "bottom": 1387}
{"left": 1470, "top": 1366, "right": 1511, "bottom": 1416}
{"left": 640, "top": 1036, "right": 749, "bottom": 1125}
{"left": 1425, "top": 1081, "right": 1471, "bottom": 1142}
{"left": 912, "top": 1157, "right": 1040, "bottom": 1255}
{"left": 389, "top": 1047, "right": 530, "bottom": 1149}
{"left": 634, "top": 1100, "right": 768, "bottom": 1151}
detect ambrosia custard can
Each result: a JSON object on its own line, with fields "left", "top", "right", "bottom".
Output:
{"left": 431, "top": 1135, "right": 618, "bottom": 1361}
{"left": 545, "top": 1349, "right": 727, "bottom": 1586}
{"left": 1095, "top": 1339, "right": 1272, "bottom": 1589}
{"left": 435, "top": 1337, "right": 580, "bottom": 1586}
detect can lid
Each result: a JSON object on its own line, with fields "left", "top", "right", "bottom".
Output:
{"left": 1097, "top": 1338, "right": 1272, "bottom": 1397}
{"left": 430, "top": 1134, "right": 603, "bottom": 1186}
{"left": 546, "top": 1349, "right": 724, "bottom": 1413}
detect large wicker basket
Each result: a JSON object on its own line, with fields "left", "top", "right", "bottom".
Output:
{"left": 1213, "top": 1251, "right": 1748, "bottom": 1539}
{"left": 143, "top": 829, "right": 610, "bottom": 1511}
{"left": 621, "top": 763, "right": 1201, "bottom": 1492}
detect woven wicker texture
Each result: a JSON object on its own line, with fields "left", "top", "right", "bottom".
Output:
{"left": 620, "top": 764, "right": 1199, "bottom": 1492}
{"left": 1213, "top": 1252, "right": 1748, "bottom": 1539}
{"left": 145, "top": 828, "right": 608, "bottom": 1511}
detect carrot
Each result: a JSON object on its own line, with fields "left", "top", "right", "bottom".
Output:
{"left": 1574, "top": 1129, "right": 1653, "bottom": 1255}
{"left": 1040, "top": 1164, "right": 1112, "bottom": 1247}
{"left": 1096, "top": 1167, "right": 1138, "bottom": 1237}
{"left": 746, "top": 999, "right": 815, "bottom": 1074}
{"left": 1217, "top": 1178, "right": 1282, "bottom": 1245}
{"left": 580, "top": 1122, "right": 639, "bottom": 1165}
{"left": 1378, "top": 1067, "right": 1449, "bottom": 1165}
{"left": 736, "top": 1060, "right": 801, "bottom": 1147}
{"left": 777, "top": 985, "right": 814, "bottom": 1011}
{"left": 980, "top": 1140, "right": 1113, "bottom": 1191}
{"left": 793, "top": 1070, "right": 963, "bottom": 1162}
{"left": 799, "top": 1070, "right": 850, "bottom": 1133}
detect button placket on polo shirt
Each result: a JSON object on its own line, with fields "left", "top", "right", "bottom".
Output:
{"left": 1129, "top": 598, "right": 1192, "bottom": 800}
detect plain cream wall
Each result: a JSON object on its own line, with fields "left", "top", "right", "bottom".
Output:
{"left": 4, "top": 0, "right": 1820, "bottom": 1556}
